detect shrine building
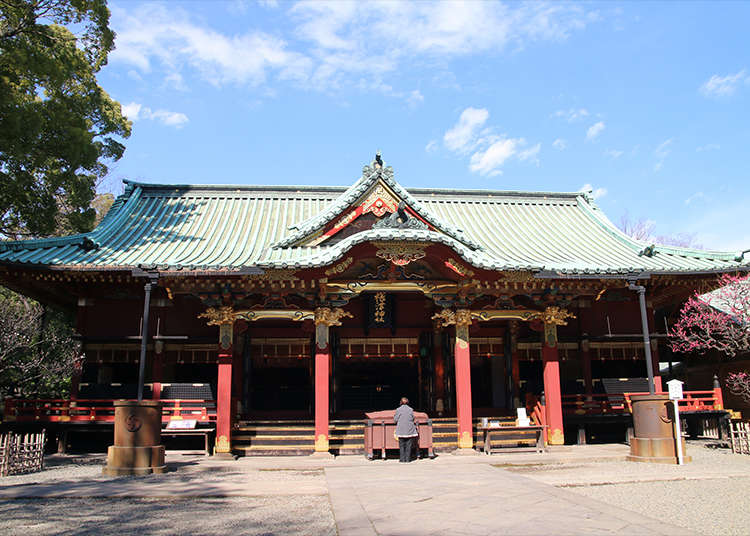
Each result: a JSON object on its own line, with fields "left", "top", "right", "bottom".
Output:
{"left": 1, "top": 154, "right": 747, "bottom": 455}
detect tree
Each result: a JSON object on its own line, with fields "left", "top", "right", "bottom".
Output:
{"left": 0, "top": 287, "right": 83, "bottom": 398}
{"left": 0, "top": 0, "right": 131, "bottom": 239}
{"left": 618, "top": 213, "right": 702, "bottom": 249}
{"left": 670, "top": 273, "right": 750, "bottom": 403}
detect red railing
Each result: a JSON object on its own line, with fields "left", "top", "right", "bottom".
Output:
{"left": 562, "top": 387, "right": 724, "bottom": 416}
{"left": 3, "top": 398, "right": 217, "bottom": 424}
{"left": 527, "top": 394, "right": 548, "bottom": 445}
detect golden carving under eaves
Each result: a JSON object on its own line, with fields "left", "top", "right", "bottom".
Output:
{"left": 432, "top": 308, "right": 473, "bottom": 328}
{"left": 374, "top": 241, "right": 428, "bottom": 266}
{"left": 314, "top": 307, "right": 353, "bottom": 327}
{"left": 324, "top": 257, "right": 354, "bottom": 276}
{"left": 199, "top": 306, "right": 237, "bottom": 326}
{"left": 500, "top": 271, "right": 534, "bottom": 283}
{"left": 248, "top": 269, "right": 298, "bottom": 281}
{"left": 539, "top": 306, "right": 576, "bottom": 326}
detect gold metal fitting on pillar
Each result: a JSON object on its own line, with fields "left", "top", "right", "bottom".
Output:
{"left": 199, "top": 305, "right": 237, "bottom": 350}
{"left": 537, "top": 306, "right": 575, "bottom": 348}
{"left": 314, "top": 307, "right": 352, "bottom": 349}
{"left": 432, "top": 308, "right": 472, "bottom": 349}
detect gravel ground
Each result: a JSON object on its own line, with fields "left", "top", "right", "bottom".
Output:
{"left": 509, "top": 441, "right": 750, "bottom": 535}
{"left": 1, "top": 453, "right": 335, "bottom": 535}
{"left": 570, "top": 477, "right": 750, "bottom": 536}
{"left": 0, "top": 496, "right": 336, "bottom": 536}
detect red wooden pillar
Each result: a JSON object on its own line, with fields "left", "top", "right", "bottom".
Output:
{"left": 432, "top": 320, "right": 445, "bottom": 413}
{"left": 313, "top": 307, "right": 351, "bottom": 454}
{"left": 215, "top": 321, "right": 234, "bottom": 455}
{"left": 453, "top": 310, "right": 473, "bottom": 449}
{"left": 543, "top": 320, "right": 565, "bottom": 445}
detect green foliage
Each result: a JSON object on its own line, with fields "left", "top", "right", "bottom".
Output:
{"left": 0, "top": 0, "right": 131, "bottom": 239}
{"left": 0, "top": 286, "right": 83, "bottom": 398}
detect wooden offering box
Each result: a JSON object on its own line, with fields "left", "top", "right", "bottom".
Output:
{"left": 364, "top": 409, "right": 435, "bottom": 460}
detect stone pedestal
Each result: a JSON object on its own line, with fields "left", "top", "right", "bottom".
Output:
{"left": 627, "top": 393, "right": 690, "bottom": 464}
{"left": 103, "top": 400, "right": 166, "bottom": 476}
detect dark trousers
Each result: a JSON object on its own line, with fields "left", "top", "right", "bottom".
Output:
{"left": 399, "top": 437, "right": 415, "bottom": 462}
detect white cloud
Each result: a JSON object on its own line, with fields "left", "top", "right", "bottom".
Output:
{"left": 699, "top": 69, "right": 747, "bottom": 97}
{"left": 110, "top": 2, "right": 596, "bottom": 96}
{"left": 406, "top": 89, "right": 424, "bottom": 107}
{"left": 696, "top": 143, "right": 720, "bottom": 152}
{"left": 654, "top": 139, "right": 674, "bottom": 158}
{"left": 110, "top": 5, "right": 312, "bottom": 88}
{"left": 552, "top": 108, "right": 589, "bottom": 122}
{"left": 469, "top": 138, "right": 519, "bottom": 176}
{"left": 518, "top": 143, "right": 541, "bottom": 165}
{"left": 425, "top": 140, "right": 438, "bottom": 153}
{"left": 684, "top": 191, "right": 706, "bottom": 205}
{"left": 443, "top": 107, "right": 489, "bottom": 153}
{"left": 579, "top": 183, "right": 607, "bottom": 200}
{"left": 442, "top": 107, "right": 540, "bottom": 176}
{"left": 604, "top": 149, "right": 623, "bottom": 159}
{"left": 121, "top": 102, "right": 189, "bottom": 128}
{"left": 653, "top": 138, "right": 673, "bottom": 171}
{"left": 586, "top": 121, "right": 605, "bottom": 141}
{"left": 552, "top": 138, "right": 567, "bottom": 150}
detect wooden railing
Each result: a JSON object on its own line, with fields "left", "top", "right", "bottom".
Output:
{"left": 527, "top": 395, "right": 548, "bottom": 445}
{"left": 3, "top": 398, "right": 217, "bottom": 424}
{"left": 562, "top": 388, "right": 724, "bottom": 416}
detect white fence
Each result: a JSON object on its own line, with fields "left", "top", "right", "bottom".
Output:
{"left": 0, "top": 431, "right": 46, "bottom": 477}
{"left": 729, "top": 421, "right": 750, "bottom": 455}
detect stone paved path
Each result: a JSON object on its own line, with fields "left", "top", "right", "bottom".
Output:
{"left": 325, "top": 460, "right": 695, "bottom": 536}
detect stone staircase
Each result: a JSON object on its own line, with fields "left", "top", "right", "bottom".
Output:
{"left": 232, "top": 416, "right": 518, "bottom": 456}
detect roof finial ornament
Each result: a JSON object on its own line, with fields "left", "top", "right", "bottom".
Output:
{"left": 374, "top": 150, "right": 383, "bottom": 169}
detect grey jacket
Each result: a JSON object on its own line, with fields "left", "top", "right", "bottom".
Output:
{"left": 394, "top": 404, "right": 418, "bottom": 437}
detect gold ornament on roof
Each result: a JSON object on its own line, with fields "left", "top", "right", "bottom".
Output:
{"left": 362, "top": 183, "right": 399, "bottom": 217}
{"left": 248, "top": 269, "right": 298, "bottom": 281}
{"left": 432, "top": 308, "right": 472, "bottom": 328}
{"left": 374, "top": 241, "right": 427, "bottom": 266}
{"left": 314, "top": 307, "right": 353, "bottom": 327}
{"left": 199, "top": 306, "right": 237, "bottom": 326}
{"left": 538, "top": 306, "right": 576, "bottom": 326}
{"left": 325, "top": 257, "right": 354, "bottom": 276}
{"left": 500, "top": 271, "right": 534, "bottom": 283}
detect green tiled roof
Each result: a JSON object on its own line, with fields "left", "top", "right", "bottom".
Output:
{"left": 1, "top": 164, "right": 748, "bottom": 275}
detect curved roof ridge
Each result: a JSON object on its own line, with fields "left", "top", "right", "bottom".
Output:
{"left": 121, "top": 178, "right": 587, "bottom": 200}
{"left": 574, "top": 194, "right": 741, "bottom": 262}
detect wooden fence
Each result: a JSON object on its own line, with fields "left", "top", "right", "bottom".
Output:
{"left": 0, "top": 431, "right": 46, "bottom": 477}
{"left": 730, "top": 421, "right": 750, "bottom": 455}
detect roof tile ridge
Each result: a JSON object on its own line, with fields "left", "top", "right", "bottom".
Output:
{"left": 122, "top": 179, "right": 347, "bottom": 194}
{"left": 575, "top": 195, "right": 744, "bottom": 263}
{"left": 0, "top": 184, "right": 143, "bottom": 254}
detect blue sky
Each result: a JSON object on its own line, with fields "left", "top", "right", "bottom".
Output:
{"left": 98, "top": 1, "right": 749, "bottom": 252}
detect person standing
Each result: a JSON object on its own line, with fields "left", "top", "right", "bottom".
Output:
{"left": 394, "top": 397, "right": 418, "bottom": 462}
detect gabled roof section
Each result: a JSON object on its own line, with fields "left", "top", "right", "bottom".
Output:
{"left": 0, "top": 156, "right": 748, "bottom": 275}
{"left": 272, "top": 154, "right": 481, "bottom": 250}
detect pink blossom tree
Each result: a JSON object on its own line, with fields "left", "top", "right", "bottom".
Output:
{"left": 670, "top": 273, "right": 750, "bottom": 403}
